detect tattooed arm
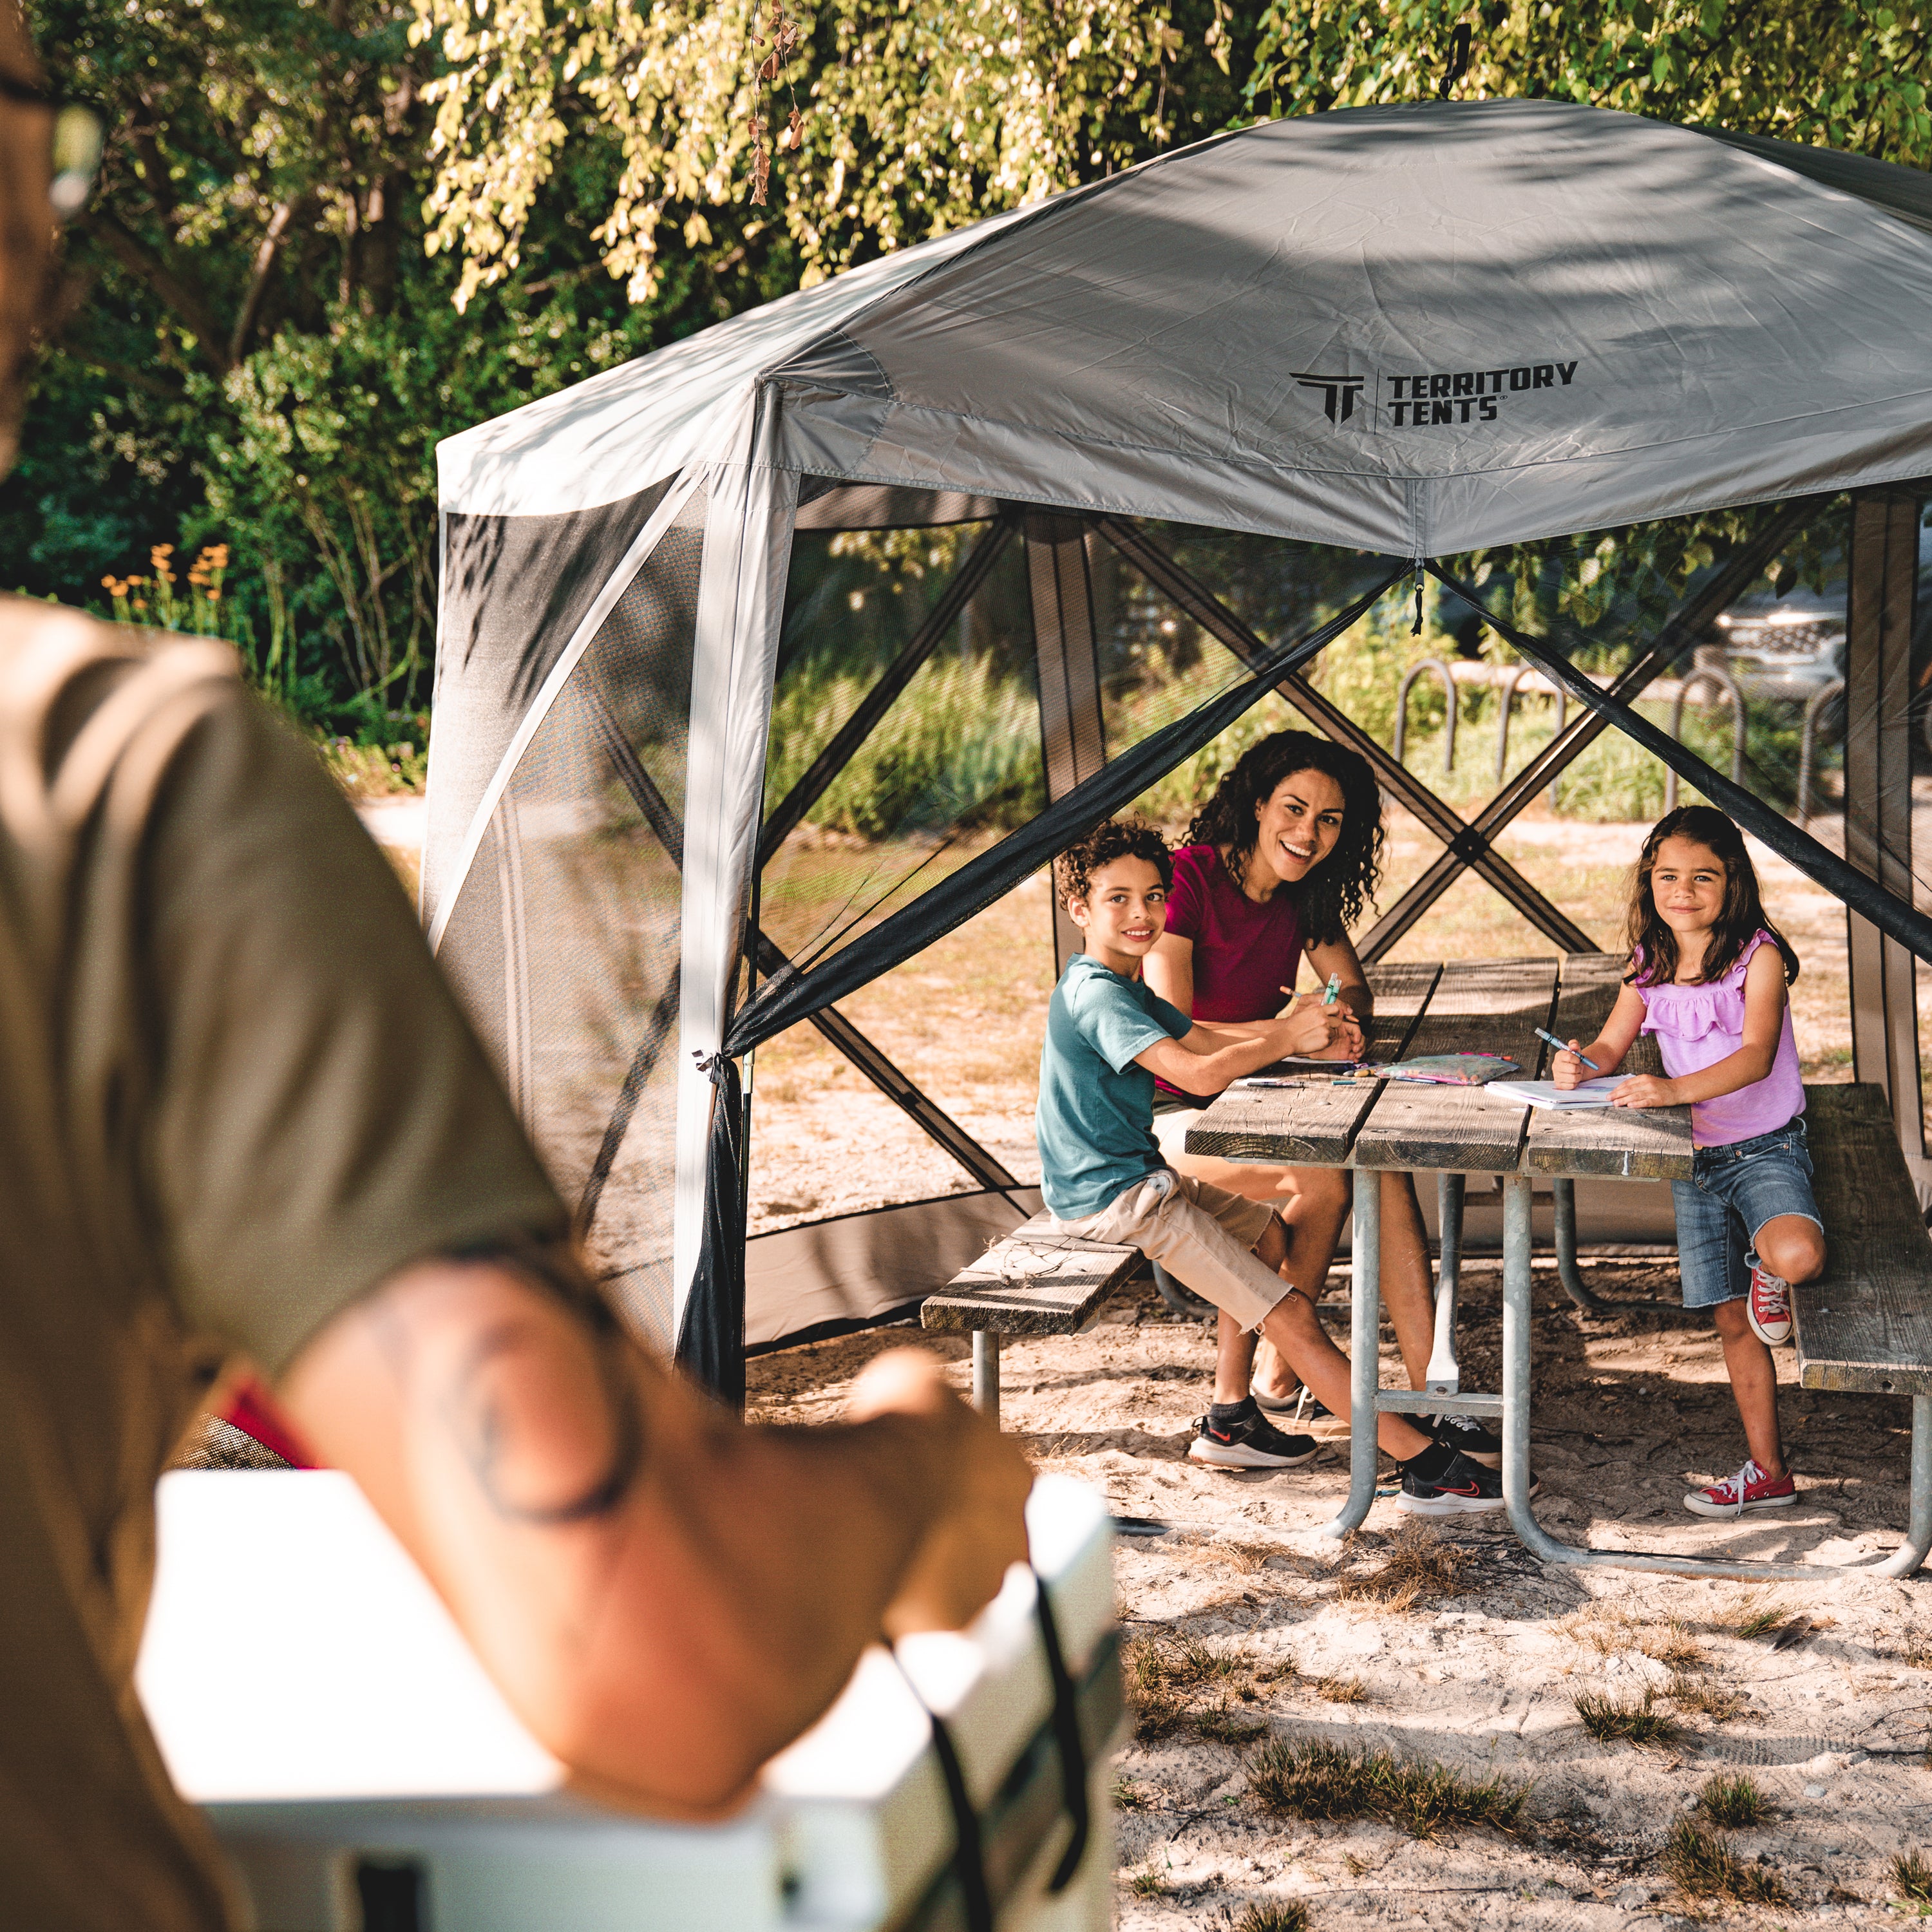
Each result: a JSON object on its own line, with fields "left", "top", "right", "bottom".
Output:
{"left": 278, "top": 1256, "right": 1032, "bottom": 1817}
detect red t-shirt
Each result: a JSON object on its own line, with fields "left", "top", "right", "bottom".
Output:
{"left": 1157, "top": 843, "right": 1305, "bottom": 1097}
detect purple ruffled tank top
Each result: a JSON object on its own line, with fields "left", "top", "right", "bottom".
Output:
{"left": 1634, "top": 929, "right": 1803, "bottom": 1148}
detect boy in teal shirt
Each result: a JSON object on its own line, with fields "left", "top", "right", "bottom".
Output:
{"left": 1037, "top": 819, "right": 1510, "bottom": 1511}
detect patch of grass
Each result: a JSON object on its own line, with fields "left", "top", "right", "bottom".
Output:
{"left": 1316, "top": 1674, "right": 1368, "bottom": 1705}
{"left": 1128, "top": 1864, "right": 1170, "bottom": 1899}
{"left": 1698, "top": 1773, "right": 1770, "bottom": 1829}
{"left": 1333, "top": 1519, "right": 1470, "bottom": 1613}
{"left": 1198, "top": 1710, "right": 1270, "bottom": 1744}
{"left": 1662, "top": 1819, "right": 1788, "bottom": 1905}
{"left": 1235, "top": 1904, "right": 1310, "bottom": 1932}
{"left": 1734, "top": 1595, "right": 1791, "bottom": 1640}
{"left": 1667, "top": 1676, "right": 1745, "bottom": 1723}
{"left": 1573, "top": 1689, "right": 1679, "bottom": 1747}
{"left": 1124, "top": 1631, "right": 1270, "bottom": 1740}
{"left": 1897, "top": 1634, "right": 1932, "bottom": 1671}
{"left": 1113, "top": 1777, "right": 1150, "bottom": 1810}
{"left": 1555, "top": 1603, "right": 1637, "bottom": 1658}
{"left": 1895, "top": 1851, "right": 1932, "bottom": 1904}
{"left": 1640, "top": 1620, "right": 1708, "bottom": 1672}
{"left": 1247, "top": 1738, "right": 1530, "bottom": 1841}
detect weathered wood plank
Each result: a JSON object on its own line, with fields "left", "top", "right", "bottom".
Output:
{"left": 1525, "top": 952, "right": 1694, "bottom": 1180}
{"left": 1794, "top": 1083, "right": 1932, "bottom": 1394}
{"left": 1182, "top": 961, "right": 1439, "bottom": 1168}
{"left": 1351, "top": 956, "right": 1558, "bottom": 1173}
{"left": 922, "top": 1212, "right": 1140, "bottom": 1335}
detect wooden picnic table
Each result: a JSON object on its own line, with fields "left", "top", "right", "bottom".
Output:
{"left": 1180, "top": 951, "right": 1859, "bottom": 1581}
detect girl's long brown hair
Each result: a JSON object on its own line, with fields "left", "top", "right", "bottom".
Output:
{"left": 1627, "top": 806, "right": 1799, "bottom": 988}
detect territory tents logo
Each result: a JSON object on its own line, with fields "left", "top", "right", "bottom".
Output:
{"left": 1294, "top": 362, "right": 1580, "bottom": 430}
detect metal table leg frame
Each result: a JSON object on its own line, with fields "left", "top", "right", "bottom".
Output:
{"left": 1551, "top": 1177, "right": 1608, "bottom": 1313}
{"left": 1324, "top": 1164, "right": 1382, "bottom": 1540}
{"left": 973, "top": 1330, "right": 1001, "bottom": 1429}
{"left": 1426, "top": 1171, "right": 1464, "bottom": 1394}
{"left": 1501, "top": 1177, "right": 1929, "bottom": 1580}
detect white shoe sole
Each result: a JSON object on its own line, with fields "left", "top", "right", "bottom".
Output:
{"left": 1682, "top": 1490, "right": 1797, "bottom": 1518}
{"left": 1747, "top": 1311, "right": 1794, "bottom": 1347}
{"left": 1188, "top": 1439, "right": 1320, "bottom": 1470}
{"left": 1396, "top": 1489, "right": 1508, "bottom": 1515}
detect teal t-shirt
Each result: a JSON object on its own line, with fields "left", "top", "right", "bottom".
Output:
{"left": 1037, "top": 953, "right": 1193, "bottom": 1219}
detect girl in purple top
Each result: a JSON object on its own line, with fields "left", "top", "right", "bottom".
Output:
{"left": 1553, "top": 806, "right": 1824, "bottom": 1519}
{"left": 1144, "top": 732, "right": 1497, "bottom": 1495}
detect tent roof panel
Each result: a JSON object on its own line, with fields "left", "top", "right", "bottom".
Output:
{"left": 440, "top": 100, "right": 1932, "bottom": 549}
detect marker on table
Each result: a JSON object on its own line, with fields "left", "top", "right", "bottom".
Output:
{"left": 1321, "top": 972, "right": 1341, "bottom": 1007}
{"left": 1535, "top": 1026, "right": 1600, "bottom": 1072}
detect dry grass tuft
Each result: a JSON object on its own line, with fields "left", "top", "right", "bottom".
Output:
{"left": 1113, "top": 1777, "right": 1151, "bottom": 1810}
{"left": 1316, "top": 1674, "right": 1368, "bottom": 1705}
{"left": 1698, "top": 1772, "right": 1770, "bottom": 1829}
{"left": 1235, "top": 1905, "right": 1311, "bottom": 1932}
{"left": 1895, "top": 1851, "right": 1932, "bottom": 1903}
{"left": 1128, "top": 1864, "right": 1170, "bottom": 1899}
{"left": 1666, "top": 1675, "right": 1745, "bottom": 1723}
{"left": 1733, "top": 1594, "right": 1791, "bottom": 1640}
{"left": 1555, "top": 1602, "right": 1638, "bottom": 1657}
{"left": 1897, "top": 1634, "right": 1932, "bottom": 1671}
{"left": 1662, "top": 1819, "right": 1788, "bottom": 1904}
{"left": 1573, "top": 1689, "right": 1678, "bottom": 1747}
{"left": 1639, "top": 1620, "right": 1708, "bottom": 1671}
{"left": 1248, "top": 1738, "right": 1530, "bottom": 1841}
{"left": 1333, "top": 1519, "right": 1469, "bottom": 1613}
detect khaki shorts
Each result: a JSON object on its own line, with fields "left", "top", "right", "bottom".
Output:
{"left": 1051, "top": 1166, "right": 1285, "bottom": 1331}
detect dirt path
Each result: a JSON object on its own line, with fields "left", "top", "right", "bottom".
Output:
{"left": 750, "top": 1262, "right": 1932, "bottom": 1927}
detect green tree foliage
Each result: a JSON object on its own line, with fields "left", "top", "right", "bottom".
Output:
{"left": 8, "top": 0, "right": 792, "bottom": 730}
{"left": 412, "top": 0, "right": 1256, "bottom": 305}
{"left": 8, "top": 0, "right": 1920, "bottom": 739}
{"left": 1247, "top": 0, "right": 1932, "bottom": 162}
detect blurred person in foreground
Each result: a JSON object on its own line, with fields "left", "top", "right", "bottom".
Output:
{"left": 0, "top": 11, "right": 1032, "bottom": 1927}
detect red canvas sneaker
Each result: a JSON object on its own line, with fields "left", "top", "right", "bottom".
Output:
{"left": 1746, "top": 1263, "right": 1794, "bottom": 1347}
{"left": 1683, "top": 1459, "right": 1796, "bottom": 1518}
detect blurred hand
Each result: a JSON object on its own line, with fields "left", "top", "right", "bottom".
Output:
{"left": 1611, "top": 1075, "right": 1680, "bottom": 1110}
{"left": 847, "top": 1350, "right": 1032, "bottom": 1638}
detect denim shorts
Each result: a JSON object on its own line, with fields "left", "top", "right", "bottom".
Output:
{"left": 1671, "top": 1117, "right": 1823, "bottom": 1310}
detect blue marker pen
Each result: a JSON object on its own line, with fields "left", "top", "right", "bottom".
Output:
{"left": 1321, "top": 973, "right": 1341, "bottom": 1007}
{"left": 1536, "top": 1026, "right": 1600, "bottom": 1072}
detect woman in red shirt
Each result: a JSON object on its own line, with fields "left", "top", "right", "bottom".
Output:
{"left": 1144, "top": 730, "right": 1499, "bottom": 1469}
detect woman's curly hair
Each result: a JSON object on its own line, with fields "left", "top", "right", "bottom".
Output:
{"left": 1182, "top": 731, "right": 1384, "bottom": 946}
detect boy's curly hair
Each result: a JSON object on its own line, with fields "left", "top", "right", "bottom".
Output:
{"left": 1054, "top": 817, "right": 1172, "bottom": 909}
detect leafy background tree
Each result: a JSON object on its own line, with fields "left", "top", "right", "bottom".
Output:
{"left": 8, "top": 0, "right": 1924, "bottom": 759}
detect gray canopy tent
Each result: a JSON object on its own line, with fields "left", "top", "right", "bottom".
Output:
{"left": 423, "top": 97, "right": 1932, "bottom": 1393}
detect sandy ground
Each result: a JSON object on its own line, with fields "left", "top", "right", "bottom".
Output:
{"left": 750, "top": 1259, "right": 1932, "bottom": 1928}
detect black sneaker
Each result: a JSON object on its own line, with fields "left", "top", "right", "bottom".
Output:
{"left": 1188, "top": 1408, "right": 1320, "bottom": 1470}
{"left": 1433, "top": 1413, "right": 1502, "bottom": 1469}
{"left": 1397, "top": 1448, "right": 1539, "bottom": 1515}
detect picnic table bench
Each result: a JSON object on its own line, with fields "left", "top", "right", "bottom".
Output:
{"left": 1182, "top": 953, "right": 1932, "bottom": 1582}
{"left": 921, "top": 1215, "right": 1142, "bottom": 1426}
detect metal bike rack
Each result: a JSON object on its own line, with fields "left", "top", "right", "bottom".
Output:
{"left": 1394, "top": 658, "right": 1457, "bottom": 775}
{"left": 1797, "top": 676, "right": 1845, "bottom": 823}
{"left": 1663, "top": 659, "right": 1747, "bottom": 811}
{"left": 1492, "top": 665, "right": 1530, "bottom": 784}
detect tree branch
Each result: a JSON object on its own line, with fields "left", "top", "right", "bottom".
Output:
{"left": 76, "top": 211, "right": 232, "bottom": 375}
{"left": 229, "top": 200, "right": 297, "bottom": 365}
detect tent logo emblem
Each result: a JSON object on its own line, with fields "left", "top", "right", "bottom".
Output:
{"left": 1293, "top": 374, "right": 1366, "bottom": 424}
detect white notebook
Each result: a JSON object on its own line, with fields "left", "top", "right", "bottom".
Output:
{"left": 1482, "top": 1077, "right": 1624, "bottom": 1110}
